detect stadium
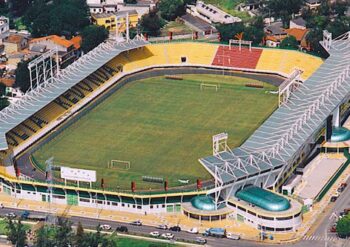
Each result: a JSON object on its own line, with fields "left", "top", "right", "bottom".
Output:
{"left": 0, "top": 30, "right": 349, "bottom": 232}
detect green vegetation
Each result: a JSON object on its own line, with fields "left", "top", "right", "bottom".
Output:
{"left": 203, "top": 0, "right": 250, "bottom": 21}
{"left": 159, "top": 0, "right": 186, "bottom": 21}
{"left": 160, "top": 21, "right": 193, "bottom": 36}
{"left": 280, "top": 35, "right": 299, "bottom": 50}
{"left": 337, "top": 214, "right": 350, "bottom": 238}
{"left": 81, "top": 25, "right": 109, "bottom": 53}
{"left": 33, "top": 74, "right": 277, "bottom": 190}
{"left": 117, "top": 237, "right": 177, "bottom": 247}
{"left": 140, "top": 9, "right": 165, "bottom": 36}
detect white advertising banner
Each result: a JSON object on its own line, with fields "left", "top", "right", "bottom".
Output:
{"left": 60, "top": 167, "right": 96, "bottom": 183}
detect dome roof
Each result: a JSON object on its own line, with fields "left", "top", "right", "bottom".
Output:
{"left": 235, "top": 186, "right": 291, "bottom": 212}
{"left": 330, "top": 127, "right": 350, "bottom": 142}
{"left": 191, "top": 195, "right": 216, "bottom": 211}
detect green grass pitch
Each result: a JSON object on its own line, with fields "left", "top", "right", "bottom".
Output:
{"left": 33, "top": 74, "right": 278, "bottom": 190}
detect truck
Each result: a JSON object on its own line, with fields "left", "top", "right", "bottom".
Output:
{"left": 203, "top": 228, "right": 226, "bottom": 238}
{"left": 21, "top": 211, "right": 47, "bottom": 221}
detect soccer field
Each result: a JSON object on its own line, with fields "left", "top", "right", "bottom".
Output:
{"left": 33, "top": 74, "right": 278, "bottom": 190}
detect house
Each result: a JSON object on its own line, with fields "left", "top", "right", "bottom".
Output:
{"left": 3, "top": 34, "right": 28, "bottom": 54}
{"left": 29, "top": 35, "right": 82, "bottom": 66}
{"left": 305, "top": 0, "right": 322, "bottom": 9}
{"left": 265, "top": 27, "right": 309, "bottom": 50}
{"left": 285, "top": 28, "right": 310, "bottom": 50}
{"left": 0, "top": 16, "right": 9, "bottom": 41}
{"left": 91, "top": 10, "right": 139, "bottom": 32}
{"left": 290, "top": 17, "right": 306, "bottom": 30}
{"left": 87, "top": 0, "right": 123, "bottom": 14}
{"left": 265, "top": 21, "right": 287, "bottom": 41}
{"left": 237, "top": 0, "right": 262, "bottom": 12}
{"left": 187, "top": 1, "right": 241, "bottom": 24}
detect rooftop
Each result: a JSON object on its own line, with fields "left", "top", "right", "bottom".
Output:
{"left": 285, "top": 28, "right": 308, "bottom": 42}
{"left": 235, "top": 186, "right": 291, "bottom": 211}
{"left": 30, "top": 35, "right": 81, "bottom": 49}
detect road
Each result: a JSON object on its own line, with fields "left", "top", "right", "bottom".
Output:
{"left": 0, "top": 206, "right": 344, "bottom": 247}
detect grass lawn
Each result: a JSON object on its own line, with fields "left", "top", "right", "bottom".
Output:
{"left": 203, "top": 0, "right": 251, "bottom": 21}
{"left": 161, "top": 21, "right": 193, "bottom": 37}
{"left": 117, "top": 237, "right": 177, "bottom": 247}
{"left": 33, "top": 74, "right": 277, "bottom": 190}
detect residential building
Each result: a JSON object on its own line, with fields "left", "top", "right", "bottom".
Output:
{"left": 187, "top": 1, "right": 241, "bottom": 25}
{"left": 0, "top": 16, "right": 9, "bottom": 41}
{"left": 87, "top": 0, "right": 123, "bottom": 14}
{"left": 91, "top": 10, "right": 139, "bottom": 32}
{"left": 305, "top": 0, "right": 322, "bottom": 9}
{"left": 3, "top": 34, "right": 28, "bottom": 54}
{"left": 29, "top": 35, "right": 82, "bottom": 66}
{"left": 290, "top": 17, "right": 306, "bottom": 30}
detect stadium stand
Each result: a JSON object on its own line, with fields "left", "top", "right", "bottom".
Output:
{"left": 212, "top": 46, "right": 263, "bottom": 69}
{"left": 108, "top": 43, "right": 218, "bottom": 72}
{"left": 256, "top": 49, "right": 323, "bottom": 80}
{"left": 6, "top": 64, "right": 119, "bottom": 148}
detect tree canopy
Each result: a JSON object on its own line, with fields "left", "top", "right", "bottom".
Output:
{"left": 337, "top": 215, "right": 350, "bottom": 238}
{"left": 81, "top": 25, "right": 109, "bottom": 53}
{"left": 140, "top": 9, "right": 164, "bottom": 37}
{"left": 24, "top": 0, "right": 90, "bottom": 37}
{"left": 265, "top": 0, "right": 303, "bottom": 28}
{"left": 158, "top": 0, "right": 185, "bottom": 21}
{"left": 280, "top": 35, "right": 299, "bottom": 49}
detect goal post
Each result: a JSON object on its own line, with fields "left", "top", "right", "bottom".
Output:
{"left": 108, "top": 160, "right": 131, "bottom": 170}
{"left": 200, "top": 83, "right": 219, "bottom": 92}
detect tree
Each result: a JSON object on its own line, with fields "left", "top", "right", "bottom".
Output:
{"left": 306, "top": 28, "right": 328, "bottom": 57}
{"left": 216, "top": 22, "right": 245, "bottom": 42}
{"left": 124, "top": 0, "right": 137, "bottom": 3}
{"left": 265, "top": 0, "right": 303, "bottom": 28}
{"left": 54, "top": 217, "right": 74, "bottom": 247}
{"left": 14, "top": 59, "right": 31, "bottom": 93}
{"left": 81, "top": 25, "right": 109, "bottom": 53}
{"left": 10, "top": 0, "right": 32, "bottom": 17}
{"left": 140, "top": 9, "right": 163, "bottom": 36}
{"left": 280, "top": 35, "right": 299, "bottom": 49}
{"left": 337, "top": 215, "right": 350, "bottom": 238}
{"left": 158, "top": 0, "right": 185, "bottom": 21}
{"left": 75, "top": 221, "right": 84, "bottom": 245}
{"left": 25, "top": 0, "right": 90, "bottom": 37}
{"left": 5, "top": 218, "right": 27, "bottom": 246}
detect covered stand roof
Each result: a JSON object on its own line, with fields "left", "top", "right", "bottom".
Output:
{"left": 0, "top": 37, "right": 148, "bottom": 150}
{"left": 235, "top": 186, "right": 291, "bottom": 211}
{"left": 200, "top": 32, "right": 350, "bottom": 184}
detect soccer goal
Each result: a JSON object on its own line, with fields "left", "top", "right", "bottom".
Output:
{"left": 200, "top": 83, "right": 219, "bottom": 92}
{"left": 108, "top": 160, "right": 131, "bottom": 170}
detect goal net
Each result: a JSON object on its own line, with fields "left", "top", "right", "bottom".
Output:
{"left": 108, "top": 160, "right": 131, "bottom": 170}
{"left": 200, "top": 83, "right": 219, "bottom": 92}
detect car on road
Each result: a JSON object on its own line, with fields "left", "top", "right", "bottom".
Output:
{"left": 156, "top": 224, "right": 168, "bottom": 230}
{"left": 116, "top": 226, "right": 128, "bottom": 232}
{"left": 5, "top": 212, "right": 16, "bottom": 218}
{"left": 195, "top": 237, "right": 207, "bottom": 245}
{"left": 130, "top": 220, "right": 142, "bottom": 226}
{"left": 226, "top": 232, "right": 240, "bottom": 240}
{"left": 161, "top": 233, "right": 174, "bottom": 239}
{"left": 203, "top": 228, "right": 226, "bottom": 238}
{"left": 21, "top": 211, "right": 30, "bottom": 219}
{"left": 99, "top": 224, "right": 112, "bottom": 230}
{"left": 150, "top": 231, "right": 160, "bottom": 237}
{"left": 169, "top": 226, "right": 181, "bottom": 232}
{"left": 187, "top": 227, "right": 198, "bottom": 234}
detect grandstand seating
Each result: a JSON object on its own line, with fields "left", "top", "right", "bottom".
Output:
{"left": 6, "top": 64, "right": 119, "bottom": 148}
{"left": 256, "top": 49, "right": 323, "bottom": 80}
{"left": 212, "top": 46, "right": 263, "bottom": 69}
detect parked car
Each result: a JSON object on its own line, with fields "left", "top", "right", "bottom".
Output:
{"left": 156, "top": 224, "right": 168, "bottom": 230}
{"left": 150, "top": 231, "right": 160, "bottom": 237}
{"left": 330, "top": 196, "right": 338, "bottom": 202}
{"left": 226, "top": 232, "right": 240, "bottom": 240}
{"left": 161, "top": 233, "right": 174, "bottom": 239}
{"left": 116, "top": 226, "right": 128, "bottom": 232}
{"left": 21, "top": 211, "right": 30, "bottom": 219}
{"left": 169, "top": 226, "right": 181, "bottom": 232}
{"left": 195, "top": 237, "right": 207, "bottom": 245}
{"left": 187, "top": 227, "right": 198, "bottom": 234}
{"left": 5, "top": 212, "right": 16, "bottom": 218}
{"left": 130, "top": 220, "right": 142, "bottom": 226}
{"left": 100, "top": 224, "right": 112, "bottom": 230}
{"left": 330, "top": 225, "right": 337, "bottom": 232}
